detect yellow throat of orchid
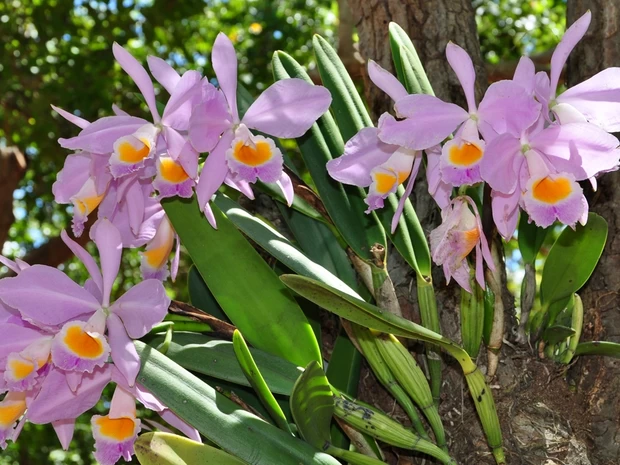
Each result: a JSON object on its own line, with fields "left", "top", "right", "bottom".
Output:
{"left": 64, "top": 325, "right": 106, "bottom": 359}
{"left": 531, "top": 177, "right": 572, "bottom": 204}
{"left": 159, "top": 158, "right": 190, "bottom": 183}
{"left": 449, "top": 142, "right": 483, "bottom": 166}
{"left": 232, "top": 140, "right": 273, "bottom": 166}
{"left": 94, "top": 416, "right": 137, "bottom": 441}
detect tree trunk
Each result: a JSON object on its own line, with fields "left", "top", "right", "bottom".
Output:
{"left": 0, "top": 147, "right": 27, "bottom": 248}
{"left": 567, "top": 1, "right": 620, "bottom": 464}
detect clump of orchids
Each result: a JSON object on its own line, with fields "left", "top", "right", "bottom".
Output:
{"left": 328, "top": 11, "right": 619, "bottom": 291}
{"left": 1, "top": 9, "right": 619, "bottom": 465}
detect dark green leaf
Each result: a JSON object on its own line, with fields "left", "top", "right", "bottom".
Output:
{"left": 518, "top": 214, "right": 548, "bottom": 265}
{"left": 575, "top": 341, "right": 620, "bottom": 358}
{"left": 541, "top": 213, "right": 607, "bottom": 305}
{"left": 135, "top": 342, "right": 340, "bottom": 465}
{"left": 148, "top": 332, "right": 301, "bottom": 396}
{"left": 233, "top": 330, "right": 292, "bottom": 433}
{"left": 290, "top": 361, "right": 334, "bottom": 450}
{"left": 187, "top": 266, "right": 229, "bottom": 322}
{"left": 135, "top": 432, "right": 246, "bottom": 465}
{"left": 541, "top": 325, "right": 576, "bottom": 345}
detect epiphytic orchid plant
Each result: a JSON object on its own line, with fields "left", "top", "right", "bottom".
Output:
{"left": 1, "top": 10, "right": 619, "bottom": 465}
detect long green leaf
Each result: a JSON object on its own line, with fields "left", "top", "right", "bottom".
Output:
{"left": 541, "top": 213, "right": 607, "bottom": 305}
{"left": 135, "top": 342, "right": 340, "bottom": 465}
{"left": 135, "top": 432, "right": 246, "bottom": 465}
{"left": 272, "top": 50, "right": 386, "bottom": 263}
{"left": 290, "top": 361, "right": 334, "bottom": 449}
{"left": 163, "top": 198, "right": 320, "bottom": 368}
{"left": 388, "top": 23, "right": 434, "bottom": 95}
{"left": 575, "top": 341, "right": 620, "bottom": 358}
{"left": 187, "top": 266, "right": 229, "bottom": 322}
{"left": 517, "top": 214, "right": 548, "bottom": 265}
{"left": 148, "top": 332, "right": 301, "bottom": 396}
{"left": 233, "top": 330, "right": 292, "bottom": 433}
{"left": 281, "top": 275, "right": 506, "bottom": 464}
{"left": 213, "top": 193, "right": 358, "bottom": 298}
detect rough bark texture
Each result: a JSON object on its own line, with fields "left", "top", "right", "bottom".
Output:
{"left": 346, "top": 0, "right": 487, "bottom": 120}
{"left": 0, "top": 147, "right": 27, "bottom": 248}
{"left": 567, "top": 1, "right": 620, "bottom": 464}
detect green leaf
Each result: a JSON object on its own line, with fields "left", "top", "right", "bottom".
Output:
{"left": 135, "top": 342, "right": 340, "bottom": 465}
{"left": 311, "top": 37, "right": 429, "bottom": 277}
{"left": 233, "top": 330, "right": 293, "bottom": 434}
{"left": 187, "top": 266, "right": 229, "bottom": 322}
{"left": 163, "top": 198, "right": 321, "bottom": 368}
{"left": 388, "top": 23, "right": 434, "bottom": 96}
{"left": 148, "top": 332, "right": 300, "bottom": 396}
{"left": 281, "top": 275, "right": 506, "bottom": 464}
{"left": 272, "top": 50, "right": 386, "bottom": 263}
{"left": 213, "top": 193, "right": 359, "bottom": 298}
{"left": 290, "top": 361, "right": 334, "bottom": 450}
{"left": 312, "top": 35, "right": 373, "bottom": 140}
{"left": 541, "top": 213, "right": 607, "bottom": 305}
{"left": 517, "top": 214, "right": 548, "bottom": 265}
{"left": 482, "top": 284, "right": 496, "bottom": 346}
{"left": 541, "top": 325, "right": 576, "bottom": 345}
{"left": 135, "top": 432, "right": 246, "bottom": 465}
{"left": 325, "top": 332, "right": 362, "bottom": 450}
{"left": 461, "top": 283, "right": 485, "bottom": 358}
{"left": 575, "top": 341, "right": 620, "bottom": 358}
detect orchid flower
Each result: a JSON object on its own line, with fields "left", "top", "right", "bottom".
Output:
{"left": 0, "top": 219, "right": 170, "bottom": 387}
{"left": 189, "top": 33, "right": 332, "bottom": 227}
{"left": 327, "top": 61, "right": 450, "bottom": 233}
{"left": 481, "top": 120, "right": 619, "bottom": 237}
{"left": 377, "top": 43, "right": 540, "bottom": 187}
{"left": 538, "top": 11, "right": 620, "bottom": 133}
{"left": 429, "top": 196, "right": 494, "bottom": 292}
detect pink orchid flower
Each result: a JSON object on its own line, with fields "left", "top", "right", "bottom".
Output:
{"left": 377, "top": 43, "right": 540, "bottom": 187}
{"left": 327, "top": 61, "right": 450, "bottom": 233}
{"left": 539, "top": 11, "right": 620, "bottom": 133}
{"left": 430, "top": 196, "right": 494, "bottom": 292}
{"left": 0, "top": 219, "right": 170, "bottom": 387}
{"left": 189, "top": 33, "right": 332, "bottom": 228}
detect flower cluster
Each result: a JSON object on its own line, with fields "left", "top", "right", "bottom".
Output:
{"left": 0, "top": 220, "right": 200, "bottom": 464}
{"left": 54, "top": 33, "right": 331, "bottom": 281}
{"left": 328, "top": 11, "right": 620, "bottom": 290}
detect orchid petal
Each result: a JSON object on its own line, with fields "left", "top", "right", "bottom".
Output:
{"left": 58, "top": 115, "right": 148, "bottom": 154}
{"left": 61, "top": 230, "right": 103, "bottom": 294}
{"left": 52, "top": 153, "right": 92, "bottom": 204}
{"left": 391, "top": 154, "right": 422, "bottom": 233}
{"left": 549, "top": 11, "right": 591, "bottom": 98}
{"left": 382, "top": 96, "right": 468, "bottom": 150}
{"left": 196, "top": 130, "right": 234, "bottom": 215}
{"left": 276, "top": 170, "right": 294, "bottom": 207}
{"left": 557, "top": 67, "right": 620, "bottom": 132}
{"left": 212, "top": 33, "right": 239, "bottom": 122}
{"left": 51, "top": 105, "right": 89, "bottom": 129}
{"left": 162, "top": 70, "right": 202, "bottom": 130}
{"left": 446, "top": 42, "right": 477, "bottom": 111}
{"left": 224, "top": 175, "right": 255, "bottom": 200}
{"left": 188, "top": 83, "right": 232, "bottom": 153}
{"left": 0, "top": 323, "right": 46, "bottom": 359}
{"left": 513, "top": 56, "right": 536, "bottom": 94}
{"left": 327, "top": 127, "right": 397, "bottom": 187}
{"left": 479, "top": 133, "right": 523, "bottom": 193}
{"left": 52, "top": 418, "right": 76, "bottom": 450}
{"left": 159, "top": 409, "right": 202, "bottom": 443}
{"left": 368, "top": 60, "right": 408, "bottom": 102}
{"left": 111, "top": 280, "right": 170, "bottom": 338}
{"left": 27, "top": 365, "right": 112, "bottom": 424}
{"left": 243, "top": 79, "right": 331, "bottom": 138}
{"left": 91, "top": 219, "right": 122, "bottom": 308}
{"left": 147, "top": 56, "right": 181, "bottom": 95}
{"left": 530, "top": 122, "right": 620, "bottom": 180}
{"left": 478, "top": 80, "right": 542, "bottom": 136}
{"left": 107, "top": 314, "right": 140, "bottom": 387}
{"left": 113, "top": 43, "right": 160, "bottom": 122}
{"left": 0, "top": 266, "right": 100, "bottom": 326}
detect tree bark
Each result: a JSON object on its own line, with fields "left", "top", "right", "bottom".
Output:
{"left": 346, "top": 0, "right": 487, "bottom": 120}
{"left": 567, "top": 1, "right": 620, "bottom": 463}
{"left": 0, "top": 147, "right": 27, "bottom": 247}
